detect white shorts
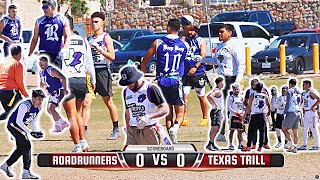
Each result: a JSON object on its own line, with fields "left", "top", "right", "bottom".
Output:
{"left": 183, "top": 86, "right": 205, "bottom": 97}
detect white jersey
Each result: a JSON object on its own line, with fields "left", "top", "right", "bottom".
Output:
{"left": 270, "top": 95, "right": 279, "bottom": 112}
{"left": 227, "top": 94, "right": 244, "bottom": 117}
{"left": 62, "top": 33, "right": 96, "bottom": 83}
{"left": 302, "top": 90, "right": 317, "bottom": 117}
{"left": 274, "top": 95, "right": 286, "bottom": 115}
{"left": 287, "top": 87, "right": 301, "bottom": 112}
{"left": 124, "top": 81, "right": 158, "bottom": 126}
{"left": 211, "top": 88, "right": 224, "bottom": 110}
{"left": 88, "top": 32, "right": 111, "bottom": 68}
{"left": 251, "top": 92, "right": 267, "bottom": 114}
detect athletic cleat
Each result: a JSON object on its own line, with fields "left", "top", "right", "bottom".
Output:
{"left": 297, "top": 145, "right": 308, "bottom": 150}
{"left": 181, "top": 119, "right": 189, "bottom": 126}
{"left": 238, "top": 144, "right": 244, "bottom": 149}
{"left": 309, "top": 146, "right": 319, "bottom": 150}
{"left": 275, "top": 142, "right": 282, "bottom": 148}
{"left": 228, "top": 145, "right": 235, "bottom": 150}
{"left": 216, "top": 134, "right": 227, "bottom": 142}
{"left": 52, "top": 121, "right": 69, "bottom": 133}
{"left": 251, "top": 145, "right": 256, "bottom": 149}
{"left": 257, "top": 147, "right": 262, "bottom": 152}
{"left": 107, "top": 131, "right": 120, "bottom": 140}
{"left": 242, "top": 132, "right": 247, "bottom": 142}
{"left": 284, "top": 144, "right": 289, "bottom": 149}
{"left": 81, "top": 143, "right": 90, "bottom": 152}
{"left": 1, "top": 163, "right": 14, "bottom": 177}
{"left": 263, "top": 144, "right": 271, "bottom": 149}
{"left": 60, "top": 121, "right": 69, "bottom": 131}
{"left": 22, "top": 170, "right": 38, "bottom": 179}
{"left": 241, "top": 146, "right": 251, "bottom": 152}
{"left": 199, "top": 118, "right": 208, "bottom": 126}
{"left": 52, "top": 124, "right": 62, "bottom": 133}
{"left": 206, "top": 144, "right": 219, "bottom": 151}
{"left": 287, "top": 147, "right": 297, "bottom": 153}
{"left": 72, "top": 146, "right": 83, "bottom": 153}
{"left": 168, "top": 127, "right": 178, "bottom": 144}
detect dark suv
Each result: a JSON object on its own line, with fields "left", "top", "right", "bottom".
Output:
{"left": 109, "top": 29, "right": 154, "bottom": 45}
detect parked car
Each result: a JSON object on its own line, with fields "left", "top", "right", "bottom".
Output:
{"left": 109, "top": 29, "right": 154, "bottom": 45}
{"left": 251, "top": 33, "right": 320, "bottom": 74}
{"left": 113, "top": 39, "right": 124, "bottom": 52}
{"left": 20, "top": 29, "right": 39, "bottom": 74}
{"left": 198, "top": 22, "right": 275, "bottom": 57}
{"left": 111, "top": 35, "right": 165, "bottom": 73}
{"left": 211, "top": 10, "right": 297, "bottom": 36}
{"left": 290, "top": 28, "right": 320, "bottom": 34}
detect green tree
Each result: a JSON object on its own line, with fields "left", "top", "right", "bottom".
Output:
{"left": 37, "top": 0, "right": 88, "bottom": 16}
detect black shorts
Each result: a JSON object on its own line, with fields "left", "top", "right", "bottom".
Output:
{"left": 95, "top": 67, "right": 113, "bottom": 97}
{"left": 210, "top": 109, "right": 222, "bottom": 126}
{"left": 230, "top": 116, "right": 244, "bottom": 130}
{"left": 158, "top": 82, "right": 184, "bottom": 105}
{"left": 182, "top": 74, "right": 206, "bottom": 88}
{"left": 275, "top": 113, "right": 284, "bottom": 129}
{"left": 48, "top": 89, "right": 65, "bottom": 106}
{"left": 64, "top": 77, "right": 88, "bottom": 101}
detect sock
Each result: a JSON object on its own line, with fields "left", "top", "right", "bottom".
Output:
{"left": 173, "top": 124, "right": 179, "bottom": 130}
{"left": 290, "top": 141, "right": 295, "bottom": 147}
{"left": 75, "top": 144, "right": 81, "bottom": 148}
{"left": 113, "top": 121, "right": 119, "bottom": 132}
{"left": 23, "top": 169, "right": 29, "bottom": 173}
{"left": 277, "top": 136, "right": 281, "bottom": 143}
{"left": 80, "top": 139, "right": 87, "bottom": 145}
{"left": 285, "top": 139, "right": 288, "bottom": 144}
{"left": 85, "top": 126, "right": 88, "bottom": 131}
{"left": 55, "top": 121, "right": 60, "bottom": 126}
{"left": 209, "top": 141, "right": 214, "bottom": 146}
{"left": 229, "top": 142, "right": 233, "bottom": 146}
{"left": 58, "top": 118, "right": 65, "bottom": 124}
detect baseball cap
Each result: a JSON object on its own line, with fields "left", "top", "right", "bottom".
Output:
{"left": 232, "top": 83, "right": 240, "bottom": 89}
{"left": 42, "top": 0, "right": 57, "bottom": 7}
{"left": 32, "top": 90, "right": 46, "bottom": 98}
{"left": 119, "top": 66, "right": 143, "bottom": 86}
{"left": 181, "top": 15, "right": 194, "bottom": 26}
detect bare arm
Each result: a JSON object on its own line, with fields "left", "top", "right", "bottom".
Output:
{"left": 266, "top": 95, "right": 271, "bottom": 116}
{"left": 0, "top": 20, "right": 12, "bottom": 43}
{"left": 50, "top": 68, "right": 68, "bottom": 94}
{"left": 310, "top": 91, "right": 320, "bottom": 111}
{"left": 148, "top": 103, "right": 168, "bottom": 119}
{"left": 28, "top": 22, "right": 39, "bottom": 56}
{"left": 141, "top": 40, "right": 156, "bottom": 73}
{"left": 61, "top": 17, "right": 70, "bottom": 49}
{"left": 99, "top": 34, "right": 115, "bottom": 61}
{"left": 206, "top": 90, "right": 218, "bottom": 107}
{"left": 244, "top": 94, "right": 253, "bottom": 116}
{"left": 125, "top": 109, "right": 130, "bottom": 129}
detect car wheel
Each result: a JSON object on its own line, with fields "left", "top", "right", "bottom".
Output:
{"left": 148, "top": 61, "right": 157, "bottom": 73}
{"left": 294, "top": 57, "right": 304, "bottom": 74}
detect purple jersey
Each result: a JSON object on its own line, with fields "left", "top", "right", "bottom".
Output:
{"left": 39, "top": 65, "right": 62, "bottom": 94}
{"left": 184, "top": 35, "right": 206, "bottom": 76}
{"left": 156, "top": 34, "right": 188, "bottom": 77}
{"left": 37, "top": 14, "right": 65, "bottom": 55}
{"left": 8, "top": 100, "right": 41, "bottom": 126}
{"left": 2, "top": 16, "right": 21, "bottom": 41}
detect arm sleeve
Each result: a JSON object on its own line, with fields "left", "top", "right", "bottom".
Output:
{"left": 15, "top": 64, "right": 29, "bottom": 97}
{"left": 123, "top": 89, "right": 128, "bottom": 109}
{"left": 16, "top": 104, "right": 32, "bottom": 134}
{"left": 284, "top": 91, "right": 292, "bottom": 113}
{"left": 245, "top": 89, "right": 250, "bottom": 100}
{"left": 227, "top": 96, "right": 237, "bottom": 115}
{"left": 84, "top": 38, "right": 96, "bottom": 84}
{"left": 234, "top": 43, "right": 245, "bottom": 83}
{"left": 31, "top": 112, "right": 41, "bottom": 131}
{"left": 149, "top": 85, "right": 165, "bottom": 106}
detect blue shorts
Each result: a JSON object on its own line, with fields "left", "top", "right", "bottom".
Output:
{"left": 158, "top": 82, "right": 184, "bottom": 105}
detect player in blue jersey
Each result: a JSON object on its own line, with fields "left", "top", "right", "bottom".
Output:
{"left": 39, "top": 56, "right": 69, "bottom": 133}
{"left": 180, "top": 15, "right": 208, "bottom": 126}
{"left": 28, "top": 0, "right": 71, "bottom": 69}
{"left": 142, "top": 19, "right": 189, "bottom": 144}
{"left": 0, "top": 90, "right": 45, "bottom": 179}
{"left": 0, "top": 5, "right": 21, "bottom": 57}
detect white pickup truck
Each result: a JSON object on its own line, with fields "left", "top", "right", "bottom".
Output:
{"left": 198, "top": 22, "right": 276, "bottom": 57}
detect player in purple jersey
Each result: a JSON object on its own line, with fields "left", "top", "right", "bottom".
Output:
{"left": 142, "top": 19, "right": 189, "bottom": 144}
{"left": 0, "top": 90, "right": 45, "bottom": 179}
{"left": 39, "top": 56, "right": 69, "bottom": 133}
{"left": 0, "top": 5, "right": 21, "bottom": 57}
{"left": 180, "top": 15, "right": 208, "bottom": 126}
{"left": 28, "top": 0, "right": 70, "bottom": 69}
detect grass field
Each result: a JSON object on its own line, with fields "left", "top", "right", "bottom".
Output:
{"left": 0, "top": 76, "right": 319, "bottom": 180}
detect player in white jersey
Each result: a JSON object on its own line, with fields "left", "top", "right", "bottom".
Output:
{"left": 270, "top": 87, "right": 278, "bottom": 131}
{"left": 119, "top": 66, "right": 168, "bottom": 145}
{"left": 242, "top": 82, "right": 271, "bottom": 152}
{"left": 206, "top": 77, "right": 224, "bottom": 151}
{"left": 297, "top": 80, "right": 320, "bottom": 151}
{"left": 274, "top": 86, "right": 289, "bottom": 149}
{"left": 62, "top": 16, "right": 96, "bottom": 152}
{"left": 282, "top": 79, "right": 302, "bottom": 153}
{"left": 227, "top": 83, "right": 245, "bottom": 150}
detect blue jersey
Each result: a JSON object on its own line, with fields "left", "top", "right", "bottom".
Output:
{"left": 8, "top": 100, "right": 41, "bottom": 126}
{"left": 184, "top": 35, "right": 206, "bottom": 76}
{"left": 39, "top": 65, "right": 62, "bottom": 94}
{"left": 156, "top": 34, "right": 188, "bottom": 77}
{"left": 37, "top": 14, "right": 65, "bottom": 55}
{"left": 2, "top": 16, "right": 21, "bottom": 41}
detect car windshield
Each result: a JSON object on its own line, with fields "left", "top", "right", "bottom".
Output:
{"left": 109, "top": 31, "right": 134, "bottom": 43}
{"left": 198, "top": 24, "right": 237, "bottom": 37}
{"left": 211, "top": 12, "right": 247, "bottom": 23}
{"left": 268, "top": 36, "right": 308, "bottom": 49}
{"left": 22, "top": 31, "right": 32, "bottom": 43}
{"left": 121, "top": 38, "right": 154, "bottom": 51}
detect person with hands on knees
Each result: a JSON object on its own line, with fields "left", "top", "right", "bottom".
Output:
{"left": 119, "top": 66, "right": 168, "bottom": 145}
{"left": 0, "top": 90, "right": 45, "bottom": 179}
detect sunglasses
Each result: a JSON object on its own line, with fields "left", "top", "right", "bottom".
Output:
{"left": 42, "top": 5, "right": 49, "bottom": 10}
